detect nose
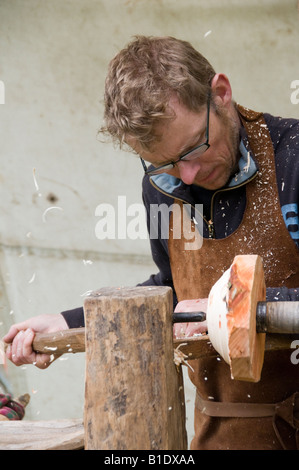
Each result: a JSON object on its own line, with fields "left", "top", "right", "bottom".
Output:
{"left": 177, "top": 159, "right": 201, "bottom": 185}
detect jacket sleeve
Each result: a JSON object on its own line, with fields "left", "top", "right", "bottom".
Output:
{"left": 265, "top": 114, "right": 299, "bottom": 300}
{"left": 61, "top": 306, "right": 85, "bottom": 328}
{"left": 266, "top": 287, "right": 299, "bottom": 302}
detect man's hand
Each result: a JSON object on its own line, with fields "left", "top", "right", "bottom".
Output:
{"left": 3, "top": 314, "right": 68, "bottom": 369}
{"left": 173, "top": 298, "right": 208, "bottom": 339}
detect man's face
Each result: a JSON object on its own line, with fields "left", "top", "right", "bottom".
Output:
{"left": 138, "top": 94, "right": 240, "bottom": 190}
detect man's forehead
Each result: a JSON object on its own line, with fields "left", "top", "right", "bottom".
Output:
{"left": 127, "top": 94, "right": 207, "bottom": 159}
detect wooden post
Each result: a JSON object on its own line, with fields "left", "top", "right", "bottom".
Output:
{"left": 83, "top": 286, "right": 187, "bottom": 450}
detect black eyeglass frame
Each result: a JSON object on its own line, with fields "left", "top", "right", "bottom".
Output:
{"left": 140, "top": 95, "right": 211, "bottom": 176}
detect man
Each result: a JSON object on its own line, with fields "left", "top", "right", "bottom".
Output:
{"left": 4, "top": 36, "right": 299, "bottom": 449}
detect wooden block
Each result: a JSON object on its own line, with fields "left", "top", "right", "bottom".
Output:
{"left": 83, "top": 286, "right": 187, "bottom": 450}
{"left": 0, "top": 418, "right": 84, "bottom": 450}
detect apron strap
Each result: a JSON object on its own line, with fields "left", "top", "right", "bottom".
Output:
{"left": 195, "top": 390, "right": 276, "bottom": 418}
{"left": 196, "top": 390, "right": 299, "bottom": 449}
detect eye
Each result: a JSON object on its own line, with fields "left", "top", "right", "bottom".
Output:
{"left": 194, "top": 129, "right": 206, "bottom": 146}
{"left": 181, "top": 130, "right": 206, "bottom": 157}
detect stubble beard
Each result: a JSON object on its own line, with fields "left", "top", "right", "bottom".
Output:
{"left": 219, "top": 106, "right": 241, "bottom": 182}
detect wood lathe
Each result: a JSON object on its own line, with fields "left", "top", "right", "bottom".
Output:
{"left": 2, "top": 255, "right": 298, "bottom": 382}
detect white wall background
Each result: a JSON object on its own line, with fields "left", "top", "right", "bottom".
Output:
{"left": 0, "top": 0, "right": 298, "bottom": 447}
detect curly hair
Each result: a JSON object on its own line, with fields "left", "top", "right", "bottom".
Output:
{"left": 100, "top": 36, "right": 216, "bottom": 151}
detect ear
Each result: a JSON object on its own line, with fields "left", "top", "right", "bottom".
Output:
{"left": 210, "top": 73, "right": 232, "bottom": 109}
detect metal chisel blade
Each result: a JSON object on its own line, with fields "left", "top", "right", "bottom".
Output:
{"left": 172, "top": 311, "right": 207, "bottom": 323}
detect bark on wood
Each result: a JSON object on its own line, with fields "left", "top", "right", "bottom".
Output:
{"left": 83, "top": 286, "right": 187, "bottom": 450}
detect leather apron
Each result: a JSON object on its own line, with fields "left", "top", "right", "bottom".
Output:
{"left": 168, "top": 105, "right": 299, "bottom": 450}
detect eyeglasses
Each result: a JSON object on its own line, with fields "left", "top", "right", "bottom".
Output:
{"left": 140, "top": 96, "right": 210, "bottom": 177}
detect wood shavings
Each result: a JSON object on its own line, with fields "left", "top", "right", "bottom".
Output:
{"left": 243, "top": 151, "right": 251, "bottom": 173}
{"left": 28, "top": 273, "right": 36, "bottom": 284}
{"left": 80, "top": 290, "right": 93, "bottom": 297}
{"left": 32, "top": 168, "right": 42, "bottom": 197}
{"left": 32, "top": 168, "right": 39, "bottom": 192}
{"left": 173, "top": 343, "right": 194, "bottom": 372}
{"left": 83, "top": 259, "right": 93, "bottom": 266}
{"left": 42, "top": 206, "right": 63, "bottom": 223}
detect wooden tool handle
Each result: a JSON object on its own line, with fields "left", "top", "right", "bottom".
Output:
{"left": 32, "top": 328, "right": 85, "bottom": 354}
{"left": 258, "top": 301, "right": 299, "bottom": 334}
{"left": 3, "top": 328, "right": 86, "bottom": 355}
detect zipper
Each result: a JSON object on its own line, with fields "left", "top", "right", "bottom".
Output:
{"left": 149, "top": 178, "right": 208, "bottom": 227}
{"left": 207, "top": 172, "right": 258, "bottom": 238}
{"left": 149, "top": 171, "right": 258, "bottom": 239}
{"left": 208, "top": 220, "right": 215, "bottom": 239}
